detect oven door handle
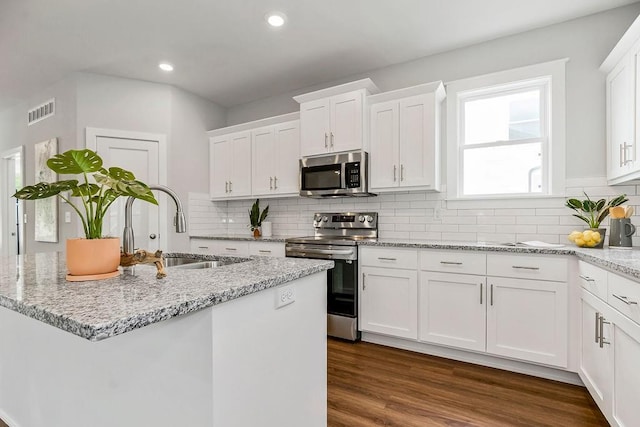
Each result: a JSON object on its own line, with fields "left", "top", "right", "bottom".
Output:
{"left": 293, "top": 248, "right": 355, "bottom": 256}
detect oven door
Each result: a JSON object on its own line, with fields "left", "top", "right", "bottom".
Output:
{"left": 327, "top": 258, "right": 357, "bottom": 317}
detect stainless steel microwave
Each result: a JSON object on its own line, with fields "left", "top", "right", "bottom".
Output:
{"left": 299, "top": 151, "right": 376, "bottom": 198}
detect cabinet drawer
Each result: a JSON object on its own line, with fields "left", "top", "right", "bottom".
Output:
{"left": 608, "top": 272, "right": 640, "bottom": 325}
{"left": 487, "top": 254, "right": 568, "bottom": 282}
{"left": 190, "top": 238, "right": 216, "bottom": 254}
{"left": 215, "top": 241, "right": 250, "bottom": 257}
{"left": 420, "top": 250, "right": 486, "bottom": 275}
{"left": 578, "top": 261, "right": 608, "bottom": 301}
{"left": 249, "top": 242, "right": 285, "bottom": 257}
{"left": 360, "top": 247, "right": 418, "bottom": 270}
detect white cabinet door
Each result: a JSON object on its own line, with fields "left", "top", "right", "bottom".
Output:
{"left": 486, "top": 277, "right": 568, "bottom": 367}
{"left": 611, "top": 315, "right": 640, "bottom": 427}
{"left": 251, "top": 127, "right": 276, "bottom": 196}
{"left": 210, "top": 137, "right": 230, "bottom": 199}
{"left": 370, "top": 101, "right": 399, "bottom": 189}
{"left": 190, "top": 238, "right": 216, "bottom": 254}
{"left": 249, "top": 241, "right": 285, "bottom": 257}
{"left": 419, "top": 272, "right": 486, "bottom": 352}
{"left": 330, "top": 91, "right": 363, "bottom": 153}
{"left": 229, "top": 132, "right": 252, "bottom": 197}
{"left": 606, "top": 55, "right": 635, "bottom": 181}
{"left": 273, "top": 121, "right": 300, "bottom": 195}
{"left": 579, "top": 291, "right": 613, "bottom": 417}
{"left": 300, "top": 98, "right": 330, "bottom": 157}
{"left": 360, "top": 266, "right": 418, "bottom": 339}
{"left": 399, "top": 94, "right": 435, "bottom": 188}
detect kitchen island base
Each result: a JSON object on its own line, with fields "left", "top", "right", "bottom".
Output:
{"left": 0, "top": 272, "right": 327, "bottom": 427}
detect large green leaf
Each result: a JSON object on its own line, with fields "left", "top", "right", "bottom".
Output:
{"left": 47, "top": 149, "right": 103, "bottom": 175}
{"left": 582, "top": 200, "right": 596, "bottom": 212}
{"left": 13, "top": 180, "right": 78, "bottom": 200}
{"left": 566, "top": 199, "right": 582, "bottom": 210}
{"left": 106, "top": 167, "right": 135, "bottom": 181}
{"left": 71, "top": 183, "right": 100, "bottom": 198}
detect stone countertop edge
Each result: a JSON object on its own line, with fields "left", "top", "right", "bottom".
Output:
{"left": 0, "top": 255, "right": 333, "bottom": 342}
{"left": 190, "top": 234, "right": 290, "bottom": 242}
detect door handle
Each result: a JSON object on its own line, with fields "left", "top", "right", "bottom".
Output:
{"left": 612, "top": 294, "right": 638, "bottom": 305}
{"left": 598, "top": 314, "right": 611, "bottom": 348}
{"left": 440, "top": 261, "right": 463, "bottom": 265}
{"left": 149, "top": 233, "right": 157, "bottom": 240}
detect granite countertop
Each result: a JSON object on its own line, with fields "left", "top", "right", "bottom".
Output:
{"left": 0, "top": 252, "right": 333, "bottom": 342}
{"left": 190, "top": 234, "right": 297, "bottom": 243}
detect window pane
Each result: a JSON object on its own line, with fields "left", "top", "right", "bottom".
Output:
{"left": 464, "top": 90, "right": 541, "bottom": 144}
{"left": 463, "top": 143, "right": 542, "bottom": 195}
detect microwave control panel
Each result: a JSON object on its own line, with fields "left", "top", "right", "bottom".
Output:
{"left": 345, "top": 162, "right": 361, "bottom": 188}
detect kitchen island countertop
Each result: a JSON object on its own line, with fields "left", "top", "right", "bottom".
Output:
{"left": 0, "top": 252, "right": 333, "bottom": 341}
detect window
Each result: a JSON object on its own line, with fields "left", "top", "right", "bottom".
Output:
{"left": 446, "top": 60, "right": 566, "bottom": 200}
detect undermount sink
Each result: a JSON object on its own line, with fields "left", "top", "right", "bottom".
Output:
{"left": 162, "top": 255, "right": 248, "bottom": 270}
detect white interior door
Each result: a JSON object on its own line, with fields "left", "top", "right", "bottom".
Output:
{"left": 87, "top": 128, "right": 165, "bottom": 252}
{"left": 1, "top": 147, "right": 24, "bottom": 256}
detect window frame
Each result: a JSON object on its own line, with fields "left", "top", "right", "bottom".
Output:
{"left": 446, "top": 59, "right": 567, "bottom": 202}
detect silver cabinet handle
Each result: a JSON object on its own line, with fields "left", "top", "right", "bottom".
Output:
{"left": 274, "top": 176, "right": 278, "bottom": 190}
{"left": 579, "top": 275, "right": 595, "bottom": 282}
{"left": 258, "top": 250, "right": 272, "bottom": 254}
{"left": 598, "top": 314, "right": 611, "bottom": 348}
{"left": 400, "top": 164, "right": 404, "bottom": 181}
{"left": 324, "top": 133, "right": 328, "bottom": 148}
{"left": 362, "top": 273, "right": 366, "bottom": 290}
{"left": 612, "top": 294, "right": 638, "bottom": 305}
{"left": 620, "top": 143, "right": 625, "bottom": 167}
{"left": 595, "top": 311, "right": 600, "bottom": 343}
{"left": 393, "top": 165, "right": 397, "bottom": 182}
{"left": 490, "top": 284, "right": 494, "bottom": 306}
{"left": 225, "top": 247, "right": 237, "bottom": 251}
{"left": 270, "top": 177, "right": 273, "bottom": 190}
{"left": 229, "top": 181, "right": 232, "bottom": 192}
{"left": 330, "top": 132, "right": 334, "bottom": 148}
{"left": 377, "top": 257, "right": 397, "bottom": 261}
{"left": 198, "top": 246, "right": 209, "bottom": 249}
{"left": 440, "top": 261, "right": 463, "bottom": 265}
{"left": 512, "top": 265, "right": 540, "bottom": 270}
{"left": 480, "top": 283, "right": 483, "bottom": 305}
{"left": 623, "top": 142, "right": 633, "bottom": 165}
{"left": 225, "top": 181, "right": 229, "bottom": 193}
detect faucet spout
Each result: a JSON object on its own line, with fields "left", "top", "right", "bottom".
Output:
{"left": 122, "top": 184, "right": 186, "bottom": 255}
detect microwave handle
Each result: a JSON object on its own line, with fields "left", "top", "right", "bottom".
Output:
{"left": 341, "top": 162, "right": 346, "bottom": 189}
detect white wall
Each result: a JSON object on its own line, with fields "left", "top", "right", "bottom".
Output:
{"left": 0, "top": 73, "right": 225, "bottom": 253}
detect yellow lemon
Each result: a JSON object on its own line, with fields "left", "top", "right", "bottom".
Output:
{"left": 592, "top": 231, "right": 601, "bottom": 242}
{"left": 575, "top": 238, "right": 585, "bottom": 246}
{"left": 568, "top": 231, "right": 582, "bottom": 242}
{"left": 583, "top": 230, "right": 594, "bottom": 239}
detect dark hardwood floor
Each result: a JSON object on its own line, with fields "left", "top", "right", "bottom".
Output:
{"left": 328, "top": 338, "right": 608, "bottom": 427}
{"left": 0, "top": 418, "right": 7, "bottom": 427}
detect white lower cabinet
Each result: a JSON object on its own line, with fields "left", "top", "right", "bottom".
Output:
{"left": 419, "top": 272, "right": 486, "bottom": 352}
{"left": 189, "top": 238, "right": 250, "bottom": 256}
{"left": 486, "top": 277, "right": 568, "bottom": 367}
{"left": 579, "top": 268, "right": 640, "bottom": 427}
{"left": 360, "top": 265, "right": 418, "bottom": 340}
{"left": 249, "top": 241, "right": 285, "bottom": 257}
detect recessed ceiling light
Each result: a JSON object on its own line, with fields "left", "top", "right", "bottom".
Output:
{"left": 158, "top": 62, "right": 174, "bottom": 72}
{"left": 266, "top": 12, "right": 286, "bottom": 27}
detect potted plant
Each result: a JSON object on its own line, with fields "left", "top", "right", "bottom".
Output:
{"left": 565, "top": 192, "right": 628, "bottom": 248}
{"left": 13, "top": 149, "right": 157, "bottom": 280}
{"left": 248, "top": 199, "right": 269, "bottom": 238}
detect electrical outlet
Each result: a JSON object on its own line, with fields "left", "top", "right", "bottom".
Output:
{"left": 434, "top": 207, "right": 443, "bottom": 221}
{"left": 276, "top": 286, "right": 295, "bottom": 309}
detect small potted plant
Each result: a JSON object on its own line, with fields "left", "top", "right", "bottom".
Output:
{"left": 248, "top": 198, "right": 269, "bottom": 238}
{"left": 14, "top": 149, "right": 157, "bottom": 280}
{"left": 565, "top": 192, "right": 628, "bottom": 248}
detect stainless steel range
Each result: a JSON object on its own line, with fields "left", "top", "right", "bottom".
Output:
{"left": 285, "top": 212, "right": 378, "bottom": 341}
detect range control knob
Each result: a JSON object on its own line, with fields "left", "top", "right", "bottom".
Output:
{"left": 358, "top": 215, "right": 365, "bottom": 223}
{"left": 366, "top": 215, "right": 374, "bottom": 223}
{"left": 323, "top": 216, "right": 329, "bottom": 222}
{"left": 314, "top": 215, "right": 322, "bottom": 222}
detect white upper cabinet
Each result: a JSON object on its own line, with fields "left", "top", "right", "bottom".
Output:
{"left": 601, "top": 15, "right": 640, "bottom": 185}
{"left": 208, "top": 113, "right": 299, "bottom": 201}
{"left": 369, "top": 82, "right": 445, "bottom": 192}
{"left": 209, "top": 131, "right": 251, "bottom": 199}
{"left": 251, "top": 120, "right": 300, "bottom": 197}
{"left": 294, "top": 79, "right": 379, "bottom": 157}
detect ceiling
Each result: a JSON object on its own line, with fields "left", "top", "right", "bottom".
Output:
{"left": 1, "top": 0, "right": 639, "bottom": 112}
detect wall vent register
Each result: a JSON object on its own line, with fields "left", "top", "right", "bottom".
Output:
{"left": 27, "top": 98, "right": 55, "bottom": 126}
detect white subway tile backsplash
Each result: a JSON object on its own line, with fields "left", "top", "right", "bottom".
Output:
{"left": 189, "top": 180, "right": 640, "bottom": 246}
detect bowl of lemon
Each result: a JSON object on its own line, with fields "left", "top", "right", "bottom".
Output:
{"left": 568, "top": 229, "right": 605, "bottom": 248}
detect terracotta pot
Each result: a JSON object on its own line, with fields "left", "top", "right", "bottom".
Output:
{"left": 66, "top": 237, "right": 120, "bottom": 276}
{"left": 253, "top": 227, "right": 261, "bottom": 238}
